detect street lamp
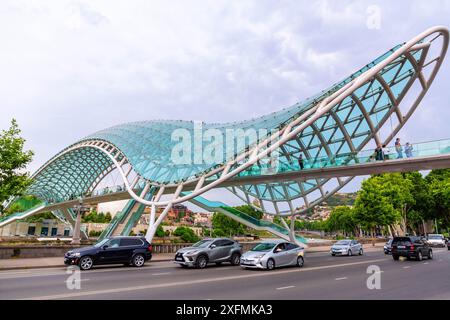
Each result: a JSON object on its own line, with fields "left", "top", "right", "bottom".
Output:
{"left": 71, "top": 197, "right": 90, "bottom": 245}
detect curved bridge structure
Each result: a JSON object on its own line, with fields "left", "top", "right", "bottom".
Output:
{"left": 2, "top": 26, "right": 449, "bottom": 244}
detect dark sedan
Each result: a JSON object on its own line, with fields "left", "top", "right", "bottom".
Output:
{"left": 64, "top": 236, "right": 152, "bottom": 270}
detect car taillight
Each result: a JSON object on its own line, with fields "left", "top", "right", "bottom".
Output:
{"left": 409, "top": 245, "right": 415, "bottom": 250}
{"left": 148, "top": 245, "right": 152, "bottom": 252}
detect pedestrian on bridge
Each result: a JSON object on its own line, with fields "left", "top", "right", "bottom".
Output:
{"left": 395, "top": 138, "right": 403, "bottom": 159}
{"left": 405, "top": 142, "right": 413, "bottom": 158}
{"left": 382, "top": 144, "right": 391, "bottom": 160}
{"left": 298, "top": 154, "right": 304, "bottom": 170}
{"left": 375, "top": 144, "right": 384, "bottom": 161}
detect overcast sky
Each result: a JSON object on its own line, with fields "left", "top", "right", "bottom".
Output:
{"left": 1, "top": 0, "right": 449, "bottom": 210}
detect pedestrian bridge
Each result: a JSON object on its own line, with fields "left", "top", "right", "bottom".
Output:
{"left": 1, "top": 26, "right": 449, "bottom": 245}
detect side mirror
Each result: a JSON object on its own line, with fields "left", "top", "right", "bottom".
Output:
{"left": 102, "top": 245, "right": 109, "bottom": 250}
{"left": 210, "top": 244, "right": 216, "bottom": 249}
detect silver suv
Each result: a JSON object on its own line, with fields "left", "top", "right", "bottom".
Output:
{"left": 174, "top": 238, "right": 242, "bottom": 269}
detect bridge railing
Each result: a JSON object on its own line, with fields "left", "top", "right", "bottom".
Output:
{"left": 235, "top": 138, "right": 450, "bottom": 177}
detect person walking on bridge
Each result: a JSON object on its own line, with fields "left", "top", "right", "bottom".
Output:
{"left": 395, "top": 138, "right": 403, "bottom": 159}
{"left": 405, "top": 142, "right": 413, "bottom": 158}
{"left": 298, "top": 154, "right": 304, "bottom": 170}
{"left": 375, "top": 144, "right": 384, "bottom": 161}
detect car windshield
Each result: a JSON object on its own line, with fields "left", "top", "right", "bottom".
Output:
{"left": 428, "top": 235, "right": 443, "bottom": 239}
{"left": 94, "top": 238, "right": 109, "bottom": 248}
{"left": 251, "top": 243, "right": 276, "bottom": 252}
{"left": 335, "top": 240, "right": 351, "bottom": 245}
{"left": 386, "top": 239, "right": 393, "bottom": 245}
{"left": 192, "top": 240, "right": 213, "bottom": 248}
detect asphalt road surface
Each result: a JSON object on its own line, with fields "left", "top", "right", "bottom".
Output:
{"left": 0, "top": 248, "right": 449, "bottom": 300}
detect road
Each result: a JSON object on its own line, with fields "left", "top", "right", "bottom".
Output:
{"left": 0, "top": 248, "right": 449, "bottom": 300}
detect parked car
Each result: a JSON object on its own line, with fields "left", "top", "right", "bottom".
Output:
{"left": 240, "top": 240, "right": 304, "bottom": 270}
{"left": 330, "top": 239, "right": 363, "bottom": 256}
{"left": 391, "top": 236, "right": 432, "bottom": 261}
{"left": 174, "top": 238, "right": 242, "bottom": 269}
{"left": 426, "top": 234, "right": 446, "bottom": 247}
{"left": 384, "top": 239, "right": 393, "bottom": 255}
{"left": 64, "top": 236, "right": 152, "bottom": 270}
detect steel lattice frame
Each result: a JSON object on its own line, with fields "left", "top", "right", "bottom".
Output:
{"left": 14, "top": 26, "right": 449, "bottom": 240}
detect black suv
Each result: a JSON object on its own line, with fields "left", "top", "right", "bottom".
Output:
{"left": 391, "top": 236, "right": 433, "bottom": 261}
{"left": 64, "top": 236, "right": 152, "bottom": 270}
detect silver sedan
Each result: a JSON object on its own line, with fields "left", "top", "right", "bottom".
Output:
{"left": 330, "top": 239, "right": 363, "bottom": 256}
{"left": 240, "top": 240, "right": 304, "bottom": 270}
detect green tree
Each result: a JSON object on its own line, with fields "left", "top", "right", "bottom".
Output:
{"left": 173, "top": 226, "right": 200, "bottom": 243}
{"left": 155, "top": 225, "right": 165, "bottom": 237}
{"left": 353, "top": 176, "right": 399, "bottom": 237}
{"left": 104, "top": 212, "right": 112, "bottom": 223}
{"left": 326, "top": 206, "right": 357, "bottom": 236}
{"left": 402, "top": 172, "right": 433, "bottom": 233}
{"left": 212, "top": 212, "right": 246, "bottom": 236}
{"left": 426, "top": 169, "right": 450, "bottom": 231}
{"left": 0, "top": 119, "right": 34, "bottom": 213}
{"left": 375, "top": 173, "right": 414, "bottom": 234}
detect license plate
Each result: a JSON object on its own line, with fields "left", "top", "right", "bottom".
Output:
{"left": 397, "top": 245, "right": 405, "bottom": 249}
{"left": 176, "top": 257, "right": 183, "bottom": 261}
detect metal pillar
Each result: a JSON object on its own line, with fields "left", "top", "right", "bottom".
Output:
{"left": 71, "top": 199, "right": 90, "bottom": 245}
{"left": 71, "top": 211, "right": 82, "bottom": 245}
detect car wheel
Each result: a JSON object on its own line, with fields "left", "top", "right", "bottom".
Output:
{"left": 230, "top": 253, "right": 241, "bottom": 266}
{"left": 428, "top": 250, "right": 433, "bottom": 259}
{"left": 348, "top": 250, "right": 352, "bottom": 256}
{"left": 296, "top": 256, "right": 304, "bottom": 268}
{"left": 195, "top": 255, "right": 208, "bottom": 269}
{"left": 132, "top": 254, "right": 145, "bottom": 267}
{"left": 393, "top": 255, "right": 399, "bottom": 261}
{"left": 79, "top": 256, "right": 93, "bottom": 270}
{"left": 266, "top": 258, "right": 275, "bottom": 270}
{"left": 417, "top": 251, "right": 423, "bottom": 261}
{"left": 331, "top": 253, "right": 335, "bottom": 256}
{"left": 359, "top": 248, "right": 363, "bottom": 255}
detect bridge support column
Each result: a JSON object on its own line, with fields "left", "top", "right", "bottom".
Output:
{"left": 71, "top": 211, "right": 82, "bottom": 245}
{"left": 145, "top": 184, "right": 183, "bottom": 243}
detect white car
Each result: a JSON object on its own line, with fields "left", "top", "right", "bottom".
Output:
{"left": 240, "top": 240, "right": 305, "bottom": 270}
{"left": 427, "top": 234, "right": 446, "bottom": 247}
{"left": 330, "top": 239, "right": 363, "bottom": 256}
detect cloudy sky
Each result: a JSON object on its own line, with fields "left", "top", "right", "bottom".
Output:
{"left": 1, "top": 0, "right": 449, "bottom": 210}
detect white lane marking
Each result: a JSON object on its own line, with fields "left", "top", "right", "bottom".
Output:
{"left": 335, "top": 277, "right": 348, "bottom": 280}
{"left": 276, "top": 285, "right": 295, "bottom": 290}
{"left": 423, "top": 262, "right": 429, "bottom": 265}
{"left": 151, "top": 272, "right": 171, "bottom": 276}
{"left": 403, "top": 266, "right": 410, "bottom": 269}
{"left": 23, "top": 258, "right": 387, "bottom": 300}
{"left": 0, "top": 270, "right": 30, "bottom": 275}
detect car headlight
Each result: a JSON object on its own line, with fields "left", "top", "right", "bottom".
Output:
{"left": 69, "top": 252, "right": 80, "bottom": 257}
{"left": 184, "top": 250, "right": 199, "bottom": 255}
{"left": 253, "top": 254, "right": 266, "bottom": 260}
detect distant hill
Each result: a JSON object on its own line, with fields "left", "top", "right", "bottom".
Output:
{"left": 322, "top": 192, "right": 357, "bottom": 207}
